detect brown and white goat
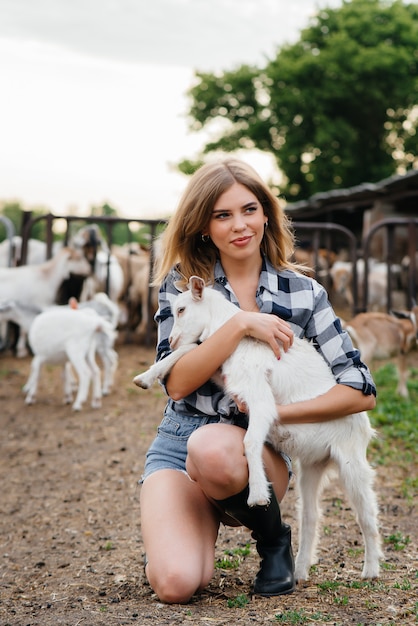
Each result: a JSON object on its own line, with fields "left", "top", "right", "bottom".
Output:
{"left": 343, "top": 307, "right": 418, "bottom": 398}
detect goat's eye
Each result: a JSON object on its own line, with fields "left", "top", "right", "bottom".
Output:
{"left": 177, "top": 306, "right": 185, "bottom": 316}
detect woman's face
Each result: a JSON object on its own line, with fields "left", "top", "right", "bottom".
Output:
{"left": 206, "top": 182, "right": 267, "bottom": 264}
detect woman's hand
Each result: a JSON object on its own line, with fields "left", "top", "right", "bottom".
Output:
{"left": 235, "top": 311, "right": 294, "bottom": 359}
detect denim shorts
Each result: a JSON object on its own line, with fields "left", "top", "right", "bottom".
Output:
{"left": 140, "top": 405, "right": 292, "bottom": 484}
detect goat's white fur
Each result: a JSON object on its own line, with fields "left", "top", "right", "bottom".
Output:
{"left": 134, "top": 276, "right": 382, "bottom": 580}
{"left": 24, "top": 307, "right": 116, "bottom": 411}
{"left": 0, "top": 247, "right": 91, "bottom": 357}
{"left": 0, "top": 293, "right": 119, "bottom": 396}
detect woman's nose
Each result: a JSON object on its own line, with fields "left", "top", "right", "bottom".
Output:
{"left": 231, "top": 214, "right": 246, "bottom": 231}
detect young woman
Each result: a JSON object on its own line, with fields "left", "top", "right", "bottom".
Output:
{"left": 140, "top": 159, "right": 376, "bottom": 604}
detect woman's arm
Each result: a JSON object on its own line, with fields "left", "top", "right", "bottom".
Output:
{"left": 277, "top": 384, "right": 376, "bottom": 425}
{"left": 166, "top": 310, "right": 294, "bottom": 400}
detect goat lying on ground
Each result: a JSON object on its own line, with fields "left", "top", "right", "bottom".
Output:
{"left": 343, "top": 307, "right": 418, "bottom": 399}
{"left": 133, "top": 276, "right": 382, "bottom": 581}
{"left": 24, "top": 306, "right": 116, "bottom": 411}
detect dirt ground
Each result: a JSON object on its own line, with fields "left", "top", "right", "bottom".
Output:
{"left": 0, "top": 338, "right": 416, "bottom": 626}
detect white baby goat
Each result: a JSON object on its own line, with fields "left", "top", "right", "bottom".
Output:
{"left": 24, "top": 307, "right": 116, "bottom": 411}
{"left": 133, "top": 276, "right": 382, "bottom": 580}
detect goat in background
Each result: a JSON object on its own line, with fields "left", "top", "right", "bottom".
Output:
{"left": 342, "top": 305, "right": 418, "bottom": 399}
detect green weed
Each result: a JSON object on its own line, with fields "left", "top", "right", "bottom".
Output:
{"left": 227, "top": 593, "right": 249, "bottom": 608}
{"left": 384, "top": 531, "right": 411, "bottom": 551}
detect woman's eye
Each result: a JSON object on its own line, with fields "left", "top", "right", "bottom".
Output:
{"left": 214, "top": 212, "right": 230, "bottom": 220}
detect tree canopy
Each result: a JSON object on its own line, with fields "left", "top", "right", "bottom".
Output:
{"left": 181, "top": 0, "right": 418, "bottom": 201}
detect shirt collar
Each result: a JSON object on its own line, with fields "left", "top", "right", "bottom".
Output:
{"left": 214, "top": 254, "right": 276, "bottom": 293}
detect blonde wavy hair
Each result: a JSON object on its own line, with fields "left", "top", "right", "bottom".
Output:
{"left": 153, "top": 158, "right": 297, "bottom": 288}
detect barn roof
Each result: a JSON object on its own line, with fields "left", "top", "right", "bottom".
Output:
{"left": 285, "top": 168, "right": 418, "bottom": 220}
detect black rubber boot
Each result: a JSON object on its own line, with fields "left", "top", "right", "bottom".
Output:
{"left": 216, "top": 486, "right": 295, "bottom": 596}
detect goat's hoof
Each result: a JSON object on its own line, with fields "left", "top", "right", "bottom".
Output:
{"left": 247, "top": 496, "right": 270, "bottom": 508}
{"left": 91, "top": 399, "right": 102, "bottom": 409}
{"left": 72, "top": 404, "right": 82, "bottom": 411}
{"left": 133, "top": 375, "right": 150, "bottom": 389}
{"left": 294, "top": 569, "right": 309, "bottom": 583}
{"left": 361, "top": 567, "right": 380, "bottom": 579}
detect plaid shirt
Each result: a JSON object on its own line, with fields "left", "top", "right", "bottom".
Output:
{"left": 154, "top": 255, "right": 376, "bottom": 419}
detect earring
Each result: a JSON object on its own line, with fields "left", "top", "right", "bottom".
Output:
{"left": 201, "top": 234, "right": 210, "bottom": 242}
{"left": 264, "top": 220, "right": 268, "bottom": 229}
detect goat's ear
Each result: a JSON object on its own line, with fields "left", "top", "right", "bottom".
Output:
{"left": 189, "top": 275, "right": 205, "bottom": 301}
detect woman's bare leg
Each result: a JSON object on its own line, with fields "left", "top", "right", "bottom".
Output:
{"left": 186, "top": 423, "right": 289, "bottom": 502}
{"left": 186, "top": 423, "right": 295, "bottom": 596}
{"left": 140, "top": 469, "right": 220, "bottom": 604}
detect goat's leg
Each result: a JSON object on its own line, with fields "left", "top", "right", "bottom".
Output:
{"left": 16, "top": 328, "right": 29, "bottom": 358}
{"left": 395, "top": 354, "right": 409, "bottom": 398}
{"left": 99, "top": 347, "right": 118, "bottom": 395}
{"left": 63, "top": 361, "right": 75, "bottom": 403}
{"left": 67, "top": 349, "right": 92, "bottom": 411}
{"left": 133, "top": 344, "right": 196, "bottom": 389}
{"left": 241, "top": 388, "right": 278, "bottom": 506}
{"left": 294, "top": 461, "right": 328, "bottom": 581}
{"left": 335, "top": 452, "right": 382, "bottom": 578}
{"left": 85, "top": 342, "right": 102, "bottom": 408}
{"left": 24, "top": 356, "right": 43, "bottom": 404}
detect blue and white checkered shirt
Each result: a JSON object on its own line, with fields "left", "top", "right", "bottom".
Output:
{"left": 154, "top": 255, "right": 376, "bottom": 419}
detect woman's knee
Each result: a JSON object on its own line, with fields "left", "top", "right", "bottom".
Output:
{"left": 187, "top": 424, "right": 247, "bottom": 482}
{"left": 147, "top": 560, "right": 212, "bottom": 604}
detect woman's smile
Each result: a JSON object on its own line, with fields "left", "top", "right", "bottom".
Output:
{"left": 231, "top": 234, "right": 254, "bottom": 247}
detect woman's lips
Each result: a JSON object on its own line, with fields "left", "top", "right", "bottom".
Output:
{"left": 231, "top": 236, "right": 252, "bottom": 247}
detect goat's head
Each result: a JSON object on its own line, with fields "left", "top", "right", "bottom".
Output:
{"left": 63, "top": 247, "right": 93, "bottom": 278}
{"left": 70, "top": 224, "right": 108, "bottom": 267}
{"left": 169, "top": 276, "right": 212, "bottom": 349}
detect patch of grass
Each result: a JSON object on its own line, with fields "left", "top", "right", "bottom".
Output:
{"left": 400, "top": 475, "right": 418, "bottom": 504}
{"left": 317, "top": 580, "right": 341, "bottom": 592}
{"left": 274, "top": 609, "right": 333, "bottom": 624}
{"left": 215, "top": 556, "right": 240, "bottom": 570}
{"left": 225, "top": 544, "right": 251, "bottom": 557}
{"left": 227, "top": 593, "right": 249, "bottom": 608}
{"left": 275, "top": 609, "right": 309, "bottom": 624}
{"left": 384, "top": 531, "right": 411, "bottom": 551}
{"left": 368, "top": 364, "right": 417, "bottom": 466}
{"left": 393, "top": 578, "right": 412, "bottom": 590}
{"left": 215, "top": 543, "right": 251, "bottom": 570}
{"left": 334, "top": 595, "right": 349, "bottom": 606}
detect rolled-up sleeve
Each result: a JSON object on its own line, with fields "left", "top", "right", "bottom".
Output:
{"left": 304, "top": 280, "right": 376, "bottom": 397}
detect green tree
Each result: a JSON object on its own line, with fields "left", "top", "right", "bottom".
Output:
{"left": 182, "top": 0, "right": 418, "bottom": 201}
{"left": 0, "top": 202, "right": 50, "bottom": 241}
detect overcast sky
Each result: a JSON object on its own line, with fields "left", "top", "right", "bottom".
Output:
{"left": 0, "top": 0, "right": 342, "bottom": 220}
